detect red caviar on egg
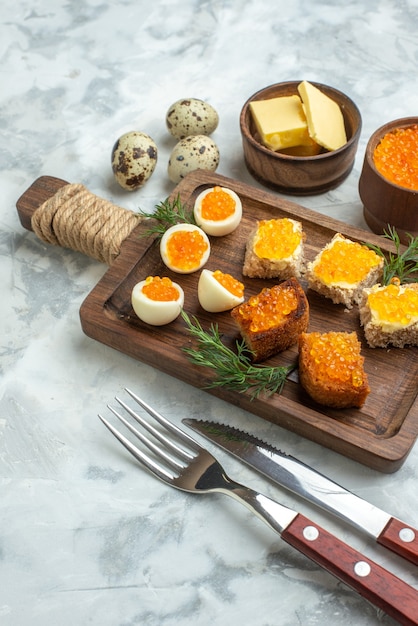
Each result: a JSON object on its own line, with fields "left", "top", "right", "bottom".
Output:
{"left": 194, "top": 186, "right": 242, "bottom": 236}
{"left": 131, "top": 276, "right": 184, "bottom": 326}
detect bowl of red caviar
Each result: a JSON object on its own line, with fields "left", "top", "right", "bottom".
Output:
{"left": 359, "top": 117, "right": 418, "bottom": 245}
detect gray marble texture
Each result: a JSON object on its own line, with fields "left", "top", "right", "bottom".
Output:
{"left": 1, "top": 0, "right": 417, "bottom": 624}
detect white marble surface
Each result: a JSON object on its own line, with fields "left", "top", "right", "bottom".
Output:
{"left": 1, "top": 0, "right": 417, "bottom": 624}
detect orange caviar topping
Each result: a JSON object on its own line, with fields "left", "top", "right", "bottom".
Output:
{"left": 373, "top": 125, "right": 418, "bottom": 190}
{"left": 254, "top": 218, "right": 301, "bottom": 260}
{"left": 201, "top": 186, "right": 236, "bottom": 221}
{"left": 314, "top": 239, "right": 381, "bottom": 284}
{"left": 368, "top": 284, "right": 418, "bottom": 325}
{"left": 237, "top": 284, "right": 298, "bottom": 332}
{"left": 213, "top": 270, "right": 244, "bottom": 298}
{"left": 142, "top": 276, "right": 179, "bottom": 301}
{"left": 166, "top": 229, "right": 208, "bottom": 271}
{"left": 305, "top": 332, "right": 365, "bottom": 387}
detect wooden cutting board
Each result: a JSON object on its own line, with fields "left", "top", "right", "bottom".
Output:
{"left": 16, "top": 171, "right": 418, "bottom": 473}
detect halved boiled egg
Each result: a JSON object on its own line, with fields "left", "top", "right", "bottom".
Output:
{"left": 193, "top": 186, "right": 242, "bottom": 236}
{"left": 160, "top": 223, "right": 210, "bottom": 274}
{"left": 131, "top": 276, "right": 184, "bottom": 326}
{"left": 198, "top": 268, "right": 245, "bottom": 312}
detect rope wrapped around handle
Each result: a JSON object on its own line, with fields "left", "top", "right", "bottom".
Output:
{"left": 31, "top": 183, "right": 141, "bottom": 265}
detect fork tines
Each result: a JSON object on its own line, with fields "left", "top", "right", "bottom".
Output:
{"left": 98, "top": 388, "right": 199, "bottom": 481}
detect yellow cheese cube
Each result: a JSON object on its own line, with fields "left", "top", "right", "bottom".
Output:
{"left": 249, "top": 95, "right": 312, "bottom": 151}
{"left": 298, "top": 81, "right": 347, "bottom": 151}
{"left": 280, "top": 136, "right": 322, "bottom": 156}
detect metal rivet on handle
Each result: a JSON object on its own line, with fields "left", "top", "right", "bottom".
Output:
{"left": 354, "top": 561, "right": 371, "bottom": 577}
{"left": 399, "top": 528, "right": 415, "bottom": 543}
{"left": 303, "top": 526, "right": 319, "bottom": 541}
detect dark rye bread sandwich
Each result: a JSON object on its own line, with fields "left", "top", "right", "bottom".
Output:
{"left": 298, "top": 331, "right": 370, "bottom": 409}
{"left": 231, "top": 277, "right": 309, "bottom": 362}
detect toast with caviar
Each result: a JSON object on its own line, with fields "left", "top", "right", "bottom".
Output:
{"left": 243, "top": 218, "right": 305, "bottom": 280}
{"left": 359, "top": 282, "right": 418, "bottom": 348}
{"left": 231, "top": 277, "right": 309, "bottom": 362}
{"left": 306, "top": 233, "right": 383, "bottom": 309}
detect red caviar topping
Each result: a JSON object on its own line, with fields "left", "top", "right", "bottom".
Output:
{"left": 237, "top": 284, "right": 298, "bottom": 332}
{"left": 305, "top": 331, "right": 366, "bottom": 387}
{"left": 373, "top": 125, "right": 418, "bottom": 190}
{"left": 200, "top": 186, "right": 236, "bottom": 221}
{"left": 142, "top": 276, "right": 180, "bottom": 301}
{"left": 212, "top": 270, "right": 244, "bottom": 297}
{"left": 166, "top": 229, "right": 208, "bottom": 271}
{"left": 254, "top": 218, "right": 301, "bottom": 259}
{"left": 314, "top": 239, "right": 381, "bottom": 284}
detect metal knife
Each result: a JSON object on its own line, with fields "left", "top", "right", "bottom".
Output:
{"left": 183, "top": 419, "right": 418, "bottom": 566}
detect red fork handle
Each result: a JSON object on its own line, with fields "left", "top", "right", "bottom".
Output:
{"left": 377, "top": 516, "right": 418, "bottom": 565}
{"left": 281, "top": 513, "right": 418, "bottom": 626}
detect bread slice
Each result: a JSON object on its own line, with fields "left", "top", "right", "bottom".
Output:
{"left": 298, "top": 331, "right": 370, "bottom": 408}
{"left": 231, "top": 277, "right": 309, "bottom": 362}
{"left": 359, "top": 282, "right": 418, "bottom": 348}
{"left": 243, "top": 218, "right": 305, "bottom": 280}
{"left": 306, "top": 233, "right": 383, "bottom": 309}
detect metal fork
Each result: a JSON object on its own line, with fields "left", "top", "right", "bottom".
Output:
{"left": 99, "top": 389, "right": 418, "bottom": 625}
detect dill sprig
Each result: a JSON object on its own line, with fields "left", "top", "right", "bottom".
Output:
{"left": 181, "top": 310, "right": 296, "bottom": 400}
{"left": 137, "top": 194, "right": 195, "bottom": 238}
{"left": 365, "top": 225, "right": 418, "bottom": 285}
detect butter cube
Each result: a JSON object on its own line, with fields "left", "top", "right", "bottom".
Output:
{"left": 298, "top": 81, "right": 347, "bottom": 151}
{"left": 280, "top": 136, "right": 322, "bottom": 156}
{"left": 249, "top": 95, "right": 311, "bottom": 151}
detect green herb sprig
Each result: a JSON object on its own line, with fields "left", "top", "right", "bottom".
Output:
{"left": 365, "top": 225, "right": 418, "bottom": 285}
{"left": 181, "top": 311, "right": 296, "bottom": 400}
{"left": 137, "top": 194, "right": 195, "bottom": 238}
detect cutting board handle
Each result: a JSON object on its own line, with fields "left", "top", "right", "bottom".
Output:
{"left": 16, "top": 176, "right": 140, "bottom": 265}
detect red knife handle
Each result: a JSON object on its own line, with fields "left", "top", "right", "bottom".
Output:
{"left": 377, "top": 516, "right": 418, "bottom": 565}
{"left": 281, "top": 513, "right": 418, "bottom": 626}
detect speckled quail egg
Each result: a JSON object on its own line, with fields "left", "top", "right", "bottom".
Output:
{"left": 166, "top": 98, "right": 219, "bottom": 140}
{"left": 131, "top": 276, "right": 184, "bottom": 326}
{"left": 160, "top": 223, "right": 210, "bottom": 274}
{"left": 198, "top": 269, "right": 245, "bottom": 313}
{"left": 167, "top": 135, "right": 220, "bottom": 184}
{"left": 194, "top": 186, "right": 242, "bottom": 236}
{"left": 111, "top": 131, "right": 158, "bottom": 191}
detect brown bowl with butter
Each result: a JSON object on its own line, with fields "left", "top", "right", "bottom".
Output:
{"left": 239, "top": 81, "right": 362, "bottom": 195}
{"left": 359, "top": 117, "right": 418, "bottom": 245}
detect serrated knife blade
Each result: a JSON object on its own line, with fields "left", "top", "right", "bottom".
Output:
{"left": 183, "top": 418, "right": 418, "bottom": 565}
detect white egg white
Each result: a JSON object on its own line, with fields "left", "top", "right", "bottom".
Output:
{"left": 160, "top": 223, "right": 211, "bottom": 274}
{"left": 198, "top": 268, "right": 244, "bottom": 313}
{"left": 131, "top": 279, "right": 184, "bottom": 326}
{"left": 193, "top": 186, "right": 242, "bottom": 236}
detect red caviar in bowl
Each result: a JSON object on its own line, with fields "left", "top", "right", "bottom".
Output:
{"left": 373, "top": 125, "right": 418, "bottom": 190}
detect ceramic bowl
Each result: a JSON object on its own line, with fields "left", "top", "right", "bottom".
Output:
{"left": 239, "top": 81, "right": 362, "bottom": 195}
{"left": 359, "top": 117, "right": 418, "bottom": 245}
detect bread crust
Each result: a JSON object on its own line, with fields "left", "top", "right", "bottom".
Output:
{"left": 359, "top": 283, "right": 418, "bottom": 348}
{"left": 306, "top": 233, "right": 383, "bottom": 309}
{"left": 243, "top": 218, "right": 305, "bottom": 280}
{"left": 231, "top": 277, "right": 309, "bottom": 362}
{"left": 298, "top": 331, "right": 370, "bottom": 408}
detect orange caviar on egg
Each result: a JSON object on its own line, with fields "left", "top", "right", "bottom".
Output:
{"left": 314, "top": 239, "right": 381, "bottom": 285}
{"left": 254, "top": 219, "right": 302, "bottom": 260}
{"left": 141, "top": 276, "right": 180, "bottom": 301}
{"left": 373, "top": 125, "right": 418, "bottom": 190}
{"left": 236, "top": 284, "right": 298, "bottom": 332}
{"left": 212, "top": 270, "right": 244, "bottom": 297}
{"left": 166, "top": 229, "right": 209, "bottom": 272}
{"left": 368, "top": 284, "right": 418, "bottom": 325}
{"left": 304, "top": 332, "right": 366, "bottom": 388}
{"left": 200, "top": 186, "right": 236, "bottom": 220}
